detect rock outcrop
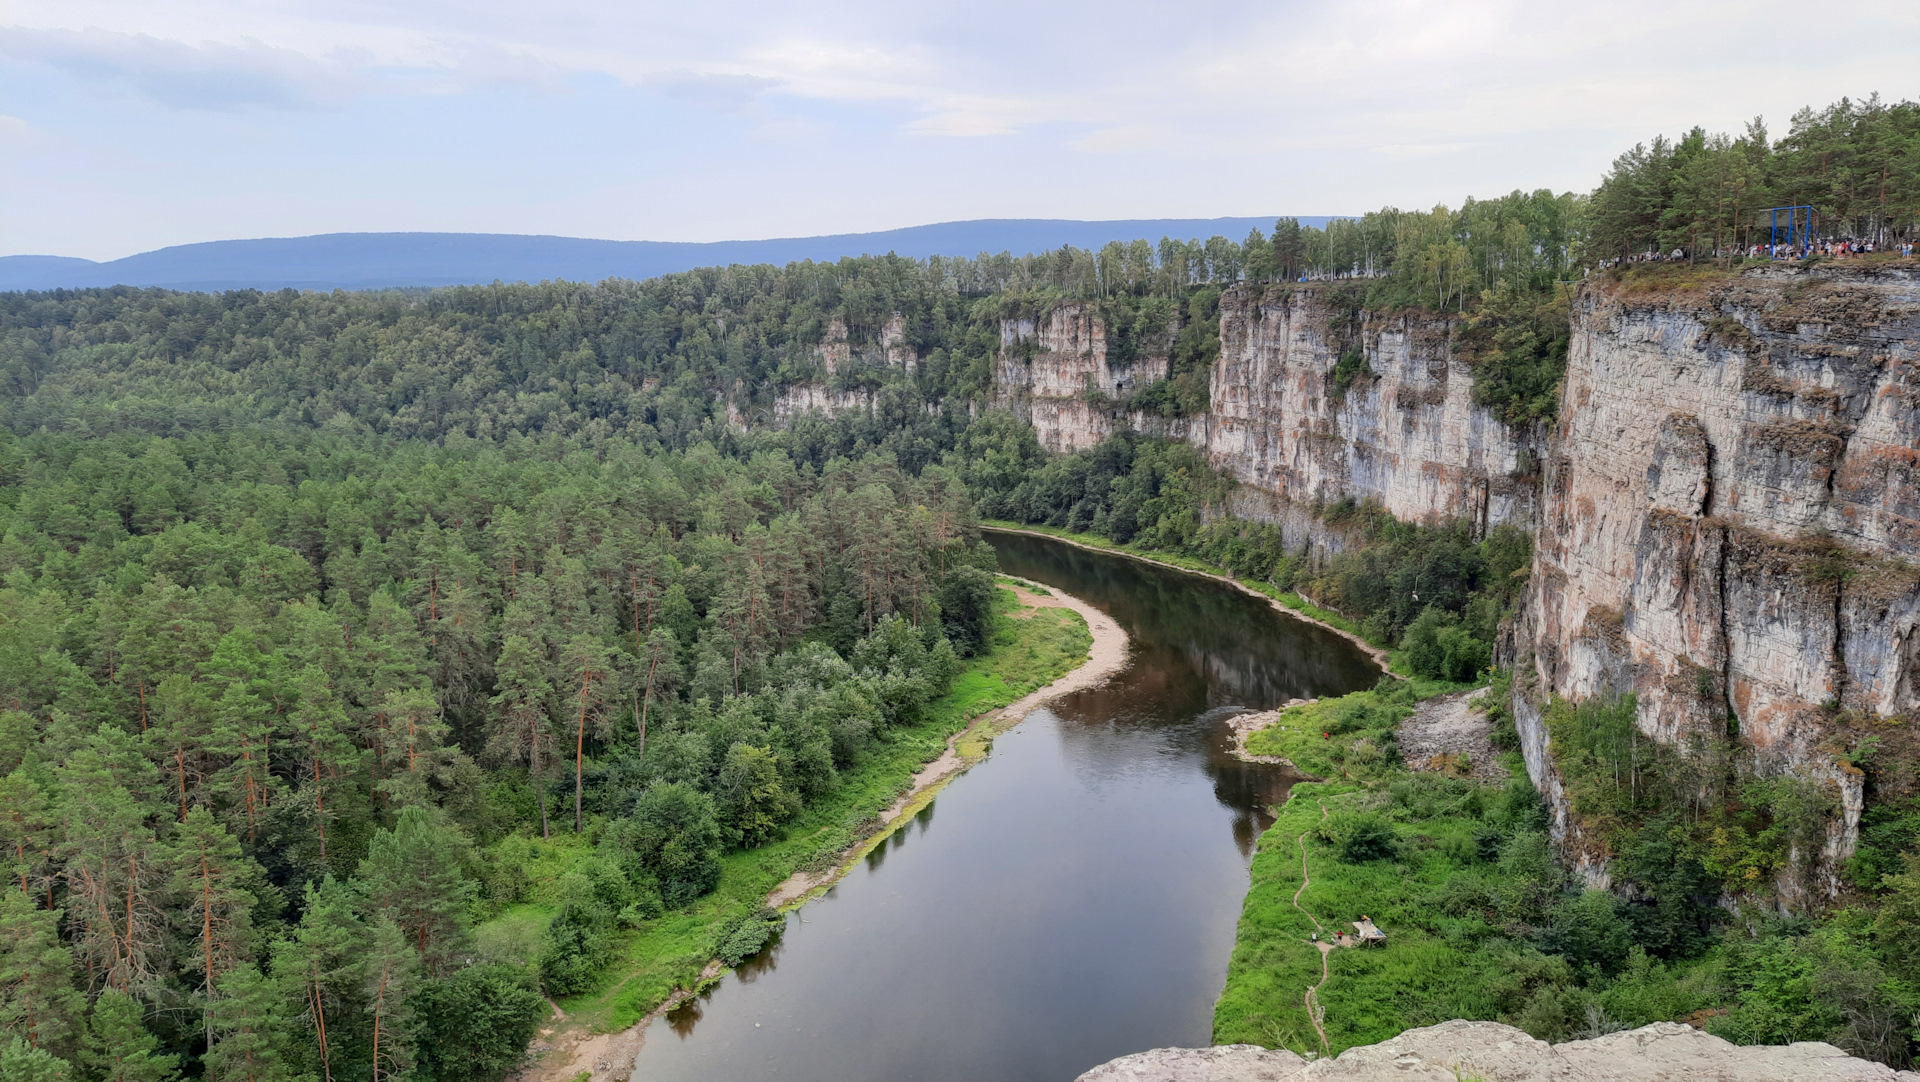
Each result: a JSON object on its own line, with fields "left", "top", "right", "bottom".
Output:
{"left": 773, "top": 312, "right": 920, "bottom": 424}
{"left": 1076, "top": 1020, "right": 1920, "bottom": 1081}
{"left": 1205, "top": 287, "right": 1538, "bottom": 534}
{"left": 1510, "top": 263, "right": 1920, "bottom": 893}
{"left": 993, "top": 303, "right": 1174, "bottom": 453}
{"left": 990, "top": 288, "right": 1540, "bottom": 547}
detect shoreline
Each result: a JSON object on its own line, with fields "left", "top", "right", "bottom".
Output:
{"left": 550, "top": 577, "right": 1132, "bottom": 1082}
{"left": 765, "top": 576, "right": 1130, "bottom": 907}
{"left": 979, "top": 525, "right": 1392, "bottom": 673}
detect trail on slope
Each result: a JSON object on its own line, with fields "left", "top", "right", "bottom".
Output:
{"left": 1294, "top": 800, "right": 1334, "bottom": 1056}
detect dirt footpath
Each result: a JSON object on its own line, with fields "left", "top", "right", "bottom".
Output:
{"left": 1396, "top": 687, "right": 1505, "bottom": 780}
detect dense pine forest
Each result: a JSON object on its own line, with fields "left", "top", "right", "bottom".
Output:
{"left": 2, "top": 93, "right": 1917, "bottom": 1079}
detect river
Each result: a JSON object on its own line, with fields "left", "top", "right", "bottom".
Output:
{"left": 627, "top": 530, "right": 1379, "bottom": 1082}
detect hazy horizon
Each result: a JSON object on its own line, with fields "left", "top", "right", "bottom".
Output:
{"left": 5, "top": 0, "right": 1916, "bottom": 260}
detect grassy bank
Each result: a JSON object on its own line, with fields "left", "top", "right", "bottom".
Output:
{"left": 1214, "top": 771, "right": 1535, "bottom": 1052}
{"left": 479, "top": 582, "right": 1092, "bottom": 1037}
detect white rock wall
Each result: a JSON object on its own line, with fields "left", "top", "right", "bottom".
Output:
{"left": 992, "top": 304, "right": 1172, "bottom": 454}
{"left": 1205, "top": 286, "right": 1538, "bottom": 534}
{"left": 1514, "top": 263, "right": 1920, "bottom": 894}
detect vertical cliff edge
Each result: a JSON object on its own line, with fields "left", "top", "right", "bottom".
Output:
{"left": 980, "top": 264, "right": 1920, "bottom": 903}
{"left": 1511, "top": 263, "right": 1920, "bottom": 900}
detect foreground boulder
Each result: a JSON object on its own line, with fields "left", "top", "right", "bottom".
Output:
{"left": 1075, "top": 1020, "right": 1920, "bottom": 1081}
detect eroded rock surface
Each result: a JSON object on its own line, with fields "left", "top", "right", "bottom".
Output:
{"left": 1510, "top": 264, "right": 1920, "bottom": 894}
{"left": 1076, "top": 1021, "right": 1920, "bottom": 1081}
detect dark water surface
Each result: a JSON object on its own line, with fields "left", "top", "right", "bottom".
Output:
{"left": 628, "top": 531, "right": 1378, "bottom": 1082}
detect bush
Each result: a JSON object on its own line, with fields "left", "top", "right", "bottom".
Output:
{"left": 603, "top": 782, "right": 723, "bottom": 907}
{"left": 1401, "top": 607, "right": 1491, "bottom": 682}
{"left": 1320, "top": 812, "right": 1401, "bottom": 863}
{"left": 539, "top": 862, "right": 629, "bottom": 995}
{"left": 413, "top": 964, "right": 548, "bottom": 1082}
{"left": 1543, "top": 890, "right": 1634, "bottom": 975}
{"left": 714, "top": 908, "right": 784, "bottom": 967}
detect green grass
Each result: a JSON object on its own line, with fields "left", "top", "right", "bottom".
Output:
{"left": 1217, "top": 670, "right": 1533, "bottom": 1054}
{"left": 1245, "top": 676, "right": 1475, "bottom": 779}
{"left": 477, "top": 585, "right": 1092, "bottom": 1034}
{"left": 1213, "top": 776, "right": 1515, "bottom": 1053}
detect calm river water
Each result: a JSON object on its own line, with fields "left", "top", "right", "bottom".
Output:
{"left": 627, "top": 531, "right": 1378, "bottom": 1082}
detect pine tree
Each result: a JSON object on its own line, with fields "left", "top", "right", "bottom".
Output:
{"left": 0, "top": 773, "right": 56, "bottom": 906}
{"left": 634, "top": 628, "right": 682, "bottom": 755}
{"left": 0, "top": 1037, "right": 72, "bottom": 1082}
{"left": 361, "top": 920, "right": 416, "bottom": 1082}
{"left": 80, "top": 989, "right": 179, "bottom": 1082}
{"left": 486, "top": 635, "right": 555, "bottom": 838}
{"left": 55, "top": 745, "right": 165, "bottom": 996}
{"left": 558, "top": 635, "right": 617, "bottom": 834}
{"left": 0, "top": 894, "right": 83, "bottom": 1057}
{"left": 164, "top": 808, "right": 255, "bottom": 1012}
{"left": 282, "top": 667, "right": 356, "bottom": 865}
{"left": 355, "top": 807, "right": 470, "bottom": 976}
{"left": 145, "top": 676, "right": 212, "bottom": 823}
{"left": 370, "top": 687, "right": 457, "bottom": 810}
{"left": 356, "top": 593, "right": 431, "bottom": 702}
{"left": 201, "top": 964, "right": 291, "bottom": 1082}
{"left": 271, "top": 877, "right": 363, "bottom": 1082}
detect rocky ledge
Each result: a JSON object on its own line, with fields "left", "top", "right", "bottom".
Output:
{"left": 1075, "top": 1020, "right": 1920, "bottom": 1081}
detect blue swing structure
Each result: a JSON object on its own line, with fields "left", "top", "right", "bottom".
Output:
{"left": 1764, "top": 205, "right": 1818, "bottom": 259}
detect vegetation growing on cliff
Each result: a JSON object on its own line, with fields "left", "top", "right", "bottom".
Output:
{"left": 1221, "top": 684, "right": 1920, "bottom": 1067}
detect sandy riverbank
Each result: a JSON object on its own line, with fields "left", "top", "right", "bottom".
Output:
{"left": 534, "top": 578, "right": 1131, "bottom": 1082}
{"left": 979, "top": 526, "right": 1392, "bottom": 673}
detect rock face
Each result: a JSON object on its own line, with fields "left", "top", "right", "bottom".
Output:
{"left": 779, "top": 265, "right": 1920, "bottom": 896}
{"left": 1205, "top": 287, "right": 1538, "bottom": 534}
{"left": 773, "top": 312, "right": 920, "bottom": 424}
{"left": 990, "top": 288, "right": 1540, "bottom": 546}
{"left": 1076, "top": 1020, "right": 1920, "bottom": 1081}
{"left": 1510, "top": 264, "right": 1920, "bottom": 893}
{"left": 993, "top": 303, "right": 1174, "bottom": 453}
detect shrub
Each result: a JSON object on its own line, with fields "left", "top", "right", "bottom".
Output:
{"left": 603, "top": 782, "right": 723, "bottom": 907}
{"left": 1320, "top": 812, "right": 1401, "bottom": 863}
{"left": 714, "top": 908, "right": 784, "bottom": 967}
{"left": 413, "top": 964, "right": 547, "bottom": 1082}
{"left": 1401, "top": 606, "right": 1491, "bottom": 682}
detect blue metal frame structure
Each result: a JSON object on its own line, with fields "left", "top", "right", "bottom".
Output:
{"left": 1765, "top": 205, "right": 1817, "bottom": 259}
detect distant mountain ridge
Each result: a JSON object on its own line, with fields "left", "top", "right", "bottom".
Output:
{"left": 0, "top": 218, "right": 1336, "bottom": 293}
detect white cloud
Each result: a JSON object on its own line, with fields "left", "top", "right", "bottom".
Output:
{"left": 0, "top": 27, "right": 376, "bottom": 109}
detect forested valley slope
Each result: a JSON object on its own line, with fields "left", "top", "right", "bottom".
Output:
{"left": 2, "top": 92, "right": 1920, "bottom": 1080}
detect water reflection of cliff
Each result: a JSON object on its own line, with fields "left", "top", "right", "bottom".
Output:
{"left": 988, "top": 530, "right": 1378, "bottom": 857}
{"left": 987, "top": 530, "right": 1378, "bottom": 707}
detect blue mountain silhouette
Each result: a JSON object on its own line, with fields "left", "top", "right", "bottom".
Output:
{"left": 0, "top": 218, "right": 1336, "bottom": 293}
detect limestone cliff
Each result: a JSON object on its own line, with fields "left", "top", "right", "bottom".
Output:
{"left": 772, "top": 313, "right": 918, "bottom": 422}
{"left": 991, "top": 287, "right": 1540, "bottom": 550}
{"left": 1205, "top": 286, "right": 1538, "bottom": 534}
{"left": 992, "top": 303, "right": 1173, "bottom": 453}
{"left": 1510, "top": 263, "right": 1920, "bottom": 896}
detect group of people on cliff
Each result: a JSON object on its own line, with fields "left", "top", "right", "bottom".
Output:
{"left": 1592, "top": 237, "right": 1915, "bottom": 269}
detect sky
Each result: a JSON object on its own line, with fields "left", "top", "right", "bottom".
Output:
{"left": 3, "top": 0, "right": 1917, "bottom": 260}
